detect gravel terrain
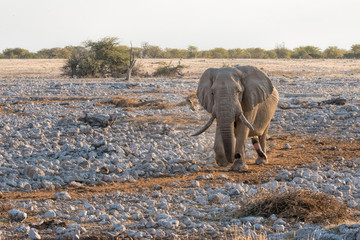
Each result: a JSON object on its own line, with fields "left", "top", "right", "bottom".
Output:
{"left": 0, "top": 59, "right": 359, "bottom": 239}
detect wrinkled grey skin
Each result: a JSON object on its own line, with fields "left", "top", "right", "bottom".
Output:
{"left": 192, "top": 66, "right": 279, "bottom": 171}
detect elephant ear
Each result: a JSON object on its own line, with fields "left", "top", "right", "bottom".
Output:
{"left": 235, "top": 65, "right": 274, "bottom": 112}
{"left": 197, "top": 68, "right": 217, "bottom": 113}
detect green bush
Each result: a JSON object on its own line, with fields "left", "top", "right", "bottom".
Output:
{"left": 164, "top": 48, "right": 188, "bottom": 58}
{"left": 141, "top": 42, "right": 164, "bottom": 58}
{"left": 344, "top": 44, "right": 360, "bottom": 58}
{"left": 228, "top": 48, "right": 251, "bottom": 58}
{"left": 323, "top": 46, "right": 344, "bottom": 59}
{"left": 63, "top": 46, "right": 91, "bottom": 77}
{"left": 263, "top": 50, "right": 277, "bottom": 59}
{"left": 198, "top": 48, "right": 229, "bottom": 58}
{"left": 246, "top": 48, "right": 266, "bottom": 58}
{"left": 36, "top": 47, "right": 71, "bottom": 59}
{"left": 63, "top": 37, "right": 130, "bottom": 78}
{"left": 207, "top": 48, "right": 229, "bottom": 58}
{"left": 187, "top": 45, "right": 198, "bottom": 58}
{"left": 291, "top": 46, "right": 323, "bottom": 59}
{"left": 2, "top": 48, "right": 35, "bottom": 58}
{"left": 275, "top": 43, "right": 291, "bottom": 58}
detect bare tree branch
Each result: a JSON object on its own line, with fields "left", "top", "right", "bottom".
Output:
{"left": 125, "top": 42, "right": 137, "bottom": 81}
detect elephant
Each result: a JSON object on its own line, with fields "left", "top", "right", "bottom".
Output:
{"left": 191, "top": 65, "right": 279, "bottom": 171}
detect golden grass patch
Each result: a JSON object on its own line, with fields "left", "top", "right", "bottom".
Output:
{"left": 98, "top": 95, "right": 177, "bottom": 111}
{"left": 235, "top": 187, "right": 352, "bottom": 225}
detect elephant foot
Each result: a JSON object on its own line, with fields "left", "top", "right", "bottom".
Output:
{"left": 255, "top": 157, "right": 268, "bottom": 165}
{"left": 215, "top": 157, "right": 230, "bottom": 167}
{"left": 230, "top": 163, "right": 248, "bottom": 171}
{"left": 230, "top": 154, "right": 248, "bottom": 171}
{"left": 252, "top": 138, "right": 267, "bottom": 160}
{"left": 217, "top": 161, "right": 230, "bottom": 167}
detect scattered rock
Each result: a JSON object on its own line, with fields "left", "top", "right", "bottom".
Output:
{"left": 8, "top": 209, "right": 27, "bottom": 222}
{"left": 28, "top": 228, "right": 41, "bottom": 239}
{"left": 283, "top": 143, "right": 292, "bottom": 149}
{"left": 273, "top": 224, "right": 285, "bottom": 232}
{"left": 78, "top": 112, "right": 117, "bottom": 128}
{"left": 55, "top": 191, "right": 71, "bottom": 200}
{"left": 44, "top": 210, "right": 56, "bottom": 218}
{"left": 113, "top": 224, "right": 126, "bottom": 232}
{"left": 190, "top": 180, "right": 200, "bottom": 188}
{"left": 1, "top": 66, "right": 359, "bottom": 239}
{"left": 196, "top": 174, "right": 213, "bottom": 180}
{"left": 319, "top": 97, "right": 346, "bottom": 106}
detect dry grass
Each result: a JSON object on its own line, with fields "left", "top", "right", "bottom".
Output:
{"left": 138, "top": 58, "right": 360, "bottom": 78}
{"left": 1, "top": 58, "right": 360, "bottom": 79}
{"left": 177, "top": 90, "right": 199, "bottom": 110}
{"left": 0, "top": 203, "right": 12, "bottom": 219}
{"left": 98, "top": 95, "right": 176, "bottom": 111}
{"left": 153, "top": 61, "right": 186, "bottom": 77}
{"left": 235, "top": 187, "right": 352, "bottom": 225}
{"left": 0, "top": 59, "right": 65, "bottom": 78}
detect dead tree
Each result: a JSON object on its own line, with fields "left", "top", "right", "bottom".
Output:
{"left": 125, "top": 42, "right": 137, "bottom": 81}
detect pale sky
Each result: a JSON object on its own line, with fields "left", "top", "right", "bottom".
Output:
{"left": 1, "top": 0, "right": 359, "bottom": 52}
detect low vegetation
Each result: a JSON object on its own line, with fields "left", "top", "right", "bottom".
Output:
{"left": 178, "top": 90, "right": 199, "bottom": 111}
{"left": 2, "top": 38, "right": 360, "bottom": 78}
{"left": 1, "top": 39, "right": 360, "bottom": 60}
{"left": 98, "top": 95, "right": 176, "bottom": 111}
{"left": 235, "top": 187, "right": 351, "bottom": 225}
{"left": 153, "top": 61, "right": 186, "bottom": 77}
{"left": 62, "top": 37, "right": 130, "bottom": 78}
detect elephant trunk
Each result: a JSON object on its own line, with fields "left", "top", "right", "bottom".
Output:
{"left": 219, "top": 119, "right": 234, "bottom": 163}
{"left": 218, "top": 94, "right": 235, "bottom": 164}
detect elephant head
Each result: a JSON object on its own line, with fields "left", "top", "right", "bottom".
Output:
{"left": 191, "top": 65, "right": 274, "bottom": 164}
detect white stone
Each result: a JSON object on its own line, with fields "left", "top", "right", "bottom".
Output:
{"left": 240, "top": 216, "right": 264, "bottom": 224}
{"left": 158, "top": 218, "right": 179, "bottom": 229}
{"left": 274, "top": 218, "right": 287, "bottom": 226}
{"left": 113, "top": 224, "right": 126, "bottom": 232}
{"left": 8, "top": 209, "right": 27, "bottom": 222}
{"left": 28, "top": 228, "right": 41, "bottom": 239}
{"left": 55, "top": 191, "right": 71, "bottom": 200}
{"left": 78, "top": 210, "right": 87, "bottom": 217}
{"left": 284, "top": 143, "right": 292, "bottom": 149}
{"left": 269, "top": 214, "right": 277, "bottom": 221}
{"left": 190, "top": 180, "right": 200, "bottom": 188}
{"left": 44, "top": 210, "right": 56, "bottom": 218}
{"left": 16, "top": 223, "right": 30, "bottom": 234}
{"left": 273, "top": 224, "right": 285, "bottom": 232}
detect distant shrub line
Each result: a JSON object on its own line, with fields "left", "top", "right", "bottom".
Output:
{"left": 1, "top": 41, "right": 360, "bottom": 60}
{"left": 2, "top": 37, "right": 359, "bottom": 78}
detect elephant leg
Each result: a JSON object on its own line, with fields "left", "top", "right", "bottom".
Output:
{"left": 231, "top": 122, "right": 249, "bottom": 171}
{"left": 214, "top": 126, "right": 230, "bottom": 167}
{"left": 255, "top": 126, "right": 269, "bottom": 165}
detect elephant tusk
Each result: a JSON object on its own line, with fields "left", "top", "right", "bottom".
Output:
{"left": 191, "top": 115, "right": 215, "bottom": 136}
{"left": 238, "top": 112, "right": 254, "bottom": 131}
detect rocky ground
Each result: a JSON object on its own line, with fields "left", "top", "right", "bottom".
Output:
{"left": 0, "top": 59, "right": 359, "bottom": 239}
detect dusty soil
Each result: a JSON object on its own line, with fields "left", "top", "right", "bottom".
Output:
{"left": 1, "top": 133, "right": 359, "bottom": 239}
{"left": 1, "top": 135, "right": 359, "bottom": 201}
